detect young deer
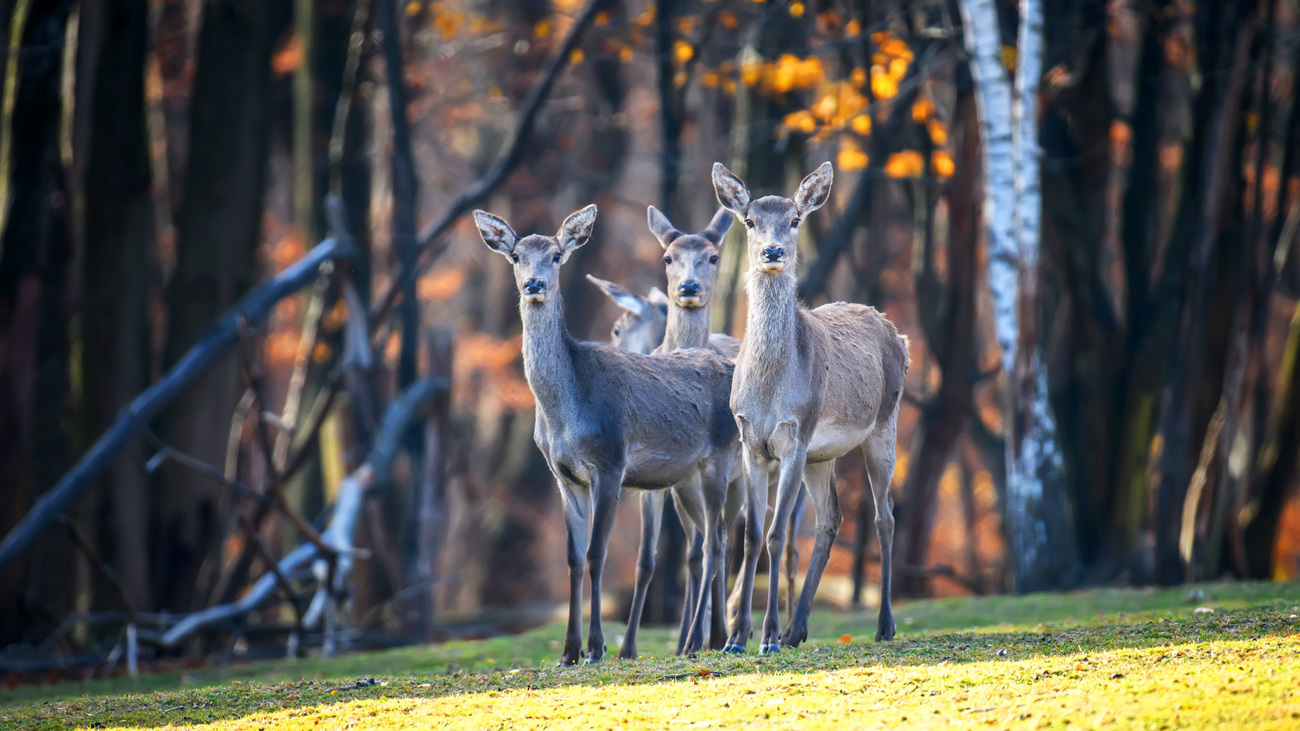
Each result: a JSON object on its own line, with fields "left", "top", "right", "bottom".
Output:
{"left": 584, "top": 275, "right": 669, "bottom": 357}
{"left": 475, "top": 205, "right": 736, "bottom": 663}
{"left": 589, "top": 207, "right": 739, "bottom": 659}
{"left": 713, "top": 162, "right": 909, "bottom": 652}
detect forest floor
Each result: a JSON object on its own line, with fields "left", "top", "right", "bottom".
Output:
{"left": 2, "top": 581, "right": 1298, "bottom": 729}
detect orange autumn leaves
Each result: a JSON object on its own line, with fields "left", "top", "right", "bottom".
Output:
{"left": 770, "top": 31, "right": 952, "bottom": 180}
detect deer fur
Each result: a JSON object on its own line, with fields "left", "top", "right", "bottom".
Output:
{"left": 712, "top": 162, "right": 909, "bottom": 652}
{"left": 475, "top": 205, "right": 736, "bottom": 663}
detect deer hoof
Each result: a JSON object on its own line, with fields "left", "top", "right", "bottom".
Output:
{"left": 758, "top": 642, "right": 782, "bottom": 655}
{"left": 722, "top": 643, "right": 746, "bottom": 654}
{"left": 583, "top": 656, "right": 602, "bottom": 665}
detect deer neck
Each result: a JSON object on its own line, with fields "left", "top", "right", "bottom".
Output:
{"left": 519, "top": 290, "right": 578, "bottom": 413}
{"left": 741, "top": 269, "right": 799, "bottom": 377}
{"left": 662, "top": 302, "right": 712, "bottom": 351}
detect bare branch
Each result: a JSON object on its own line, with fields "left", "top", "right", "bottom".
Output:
{"left": 0, "top": 238, "right": 355, "bottom": 572}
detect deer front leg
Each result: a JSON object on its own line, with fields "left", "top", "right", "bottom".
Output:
{"left": 863, "top": 430, "right": 897, "bottom": 641}
{"left": 674, "top": 508, "right": 704, "bottom": 655}
{"left": 782, "top": 460, "right": 839, "bottom": 648}
{"left": 761, "top": 432, "right": 806, "bottom": 654}
{"left": 784, "top": 483, "right": 808, "bottom": 620}
{"left": 620, "top": 490, "right": 665, "bottom": 659}
{"left": 724, "top": 446, "right": 767, "bottom": 653}
{"left": 558, "top": 482, "right": 592, "bottom": 666}
{"left": 584, "top": 470, "right": 622, "bottom": 664}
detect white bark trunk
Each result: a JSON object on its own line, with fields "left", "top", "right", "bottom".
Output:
{"left": 960, "top": 0, "right": 1072, "bottom": 589}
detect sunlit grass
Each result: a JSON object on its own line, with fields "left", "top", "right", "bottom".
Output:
{"left": 3, "top": 581, "right": 1298, "bottom": 729}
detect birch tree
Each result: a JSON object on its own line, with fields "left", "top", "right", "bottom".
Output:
{"left": 958, "top": 0, "right": 1076, "bottom": 590}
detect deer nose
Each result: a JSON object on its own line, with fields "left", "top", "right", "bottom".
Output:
{"left": 679, "top": 280, "right": 701, "bottom": 297}
{"left": 523, "top": 278, "right": 546, "bottom": 294}
{"left": 763, "top": 246, "right": 784, "bottom": 262}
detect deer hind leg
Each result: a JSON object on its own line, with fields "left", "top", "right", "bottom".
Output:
{"left": 675, "top": 519, "right": 704, "bottom": 655}
{"left": 781, "top": 460, "right": 839, "bottom": 648}
{"left": 558, "top": 481, "right": 592, "bottom": 666}
{"left": 583, "top": 468, "right": 624, "bottom": 664}
{"left": 724, "top": 446, "right": 767, "bottom": 653}
{"left": 619, "top": 490, "right": 665, "bottom": 659}
{"left": 702, "top": 457, "right": 733, "bottom": 652}
{"left": 784, "top": 483, "right": 808, "bottom": 620}
{"left": 761, "top": 438, "right": 807, "bottom": 654}
{"left": 862, "top": 426, "right": 898, "bottom": 641}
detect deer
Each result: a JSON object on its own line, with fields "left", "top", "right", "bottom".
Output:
{"left": 712, "top": 161, "right": 909, "bottom": 653}
{"left": 474, "top": 204, "right": 736, "bottom": 664}
{"left": 588, "top": 206, "right": 808, "bottom": 658}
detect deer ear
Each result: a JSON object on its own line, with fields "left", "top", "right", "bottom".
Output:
{"left": 794, "top": 162, "right": 834, "bottom": 214}
{"left": 701, "top": 206, "right": 734, "bottom": 243}
{"left": 474, "top": 210, "right": 519, "bottom": 257}
{"left": 712, "top": 162, "right": 752, "bottom": 213}
{"left": 647, "top": 286, "right": 670, "bottom": 308}
{"left": 557, "top": 204, "right": 597, "bottom": 260}
{"left": 586, "top": 274, "right": 647, "bottom": 316}
{"left": 647, "top": 205, "right": 683, "bottom": 249}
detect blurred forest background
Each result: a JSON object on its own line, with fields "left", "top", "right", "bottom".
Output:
{"left": 1, "top": 0, "right": 1299, "bottom": 672}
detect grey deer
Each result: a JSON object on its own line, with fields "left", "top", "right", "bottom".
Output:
{"left": 712, "top": 162, "right": 909, "bottom": 652}
{"left": 587, "top": 207, "right": 808, "bottom": 655}
{"left": 474, "top": 204, "right": 736, "bottom": 663}
{"left": 588, "top": 206, "right": 741, "bottom": 659}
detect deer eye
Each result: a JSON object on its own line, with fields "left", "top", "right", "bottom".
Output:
{"left": 663, "top": 255, "right": 672, "bottom": 265}
{"left": 510, "top": 252, "right": 519, "bottom": 263}
{"left": 744, "top": 219, "right": 755, "bottom": 229}
{"left": 790, "top": 218, "right": 801, "bottom": 228}
{"left": 612, "top": 325, "right": 621, "bottom": 337}
{"left": 709, "top": 255, "right": 719, "bottom": 264}
{"left": 552, "top": 251, "right": 562, "bottom": 263}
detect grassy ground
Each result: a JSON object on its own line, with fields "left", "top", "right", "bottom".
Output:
{"left": 2, "top": 581, "right": 1298, "bottom": 729}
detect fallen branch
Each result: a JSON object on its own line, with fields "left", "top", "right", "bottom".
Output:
{"left": 0, "top": 238, "right": 355, "bottom": 572}
{"left": 158, "top": 376, "right": 448, "bottom": 649}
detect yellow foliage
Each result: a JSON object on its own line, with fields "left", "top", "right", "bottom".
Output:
{"left": 533, "top": 19, "right": 551, "bottom": 38}
{"left": 928, "top": 118, "right": 948, "bottom": 146}
{"left": 850, "top": 67, "right": 867, "bottom": 87}
{"left": 789, "top": 1, "right": 805, "bottom": 17}
{"left": 851, "top": 114, "right": 872, "bottom": 135}
{"left": 932, "top": 151, "right": 955, "bottom": 178}
{"left": 406, "top": 0, "right": 421, "bottom": 17}
{"left": 912, "top": 97, "right": 934, "bottom": 122}
{"left": 619, "top": 45, "right": 634, "bottom": 62}
{"left": 813, "top": 93, "right": 838, "bottom": 122}
{"left": 702, "top": 71, "right": 721, "bottom": 87}
{"left": 870, "top": 31, "right": 887, "bottom": 44}
{"left": 1002, "top": 44, "right": 1017, "bottom": 71}
{"left": 783, "top": 110, "right": 817, "bottom": 134}
{"left": 879, "top": 37, "right": 909, "bottom": 58}
{"left": 434, "top": 13, "right": 462, "bottom": 39}
{"left": 837, "top": 82, "right": 867, "bottom": 116}
{"left": 845, "top": 19, "right": 861, "bottom": 36}
{"left": 723, "top": 78, "right": 737, "bottom": 95}
{"left": 741, "top": 57, "right": 763, "bottom": 87}
{"left": 870, "top": 66, "right": 897, "bottom": 99}
{"left": 677, "top": 17, "right": 697, "bottom": 34}
{"left": 888, "top": 57, "right": 908, "bottom": 81}
{"left": 594, "top": 11, "right": 610, "bottom": 25}
{"left": 884, "top": 150, "right": 924, "bottom": 178}
{"left": 674, "top": 40, "right": 694, "bottom": 64}
{"left": 719, "top": 11, "right": 738, "bottom": 29}
{"left": 569, "top": 48, "right": 584, "bottom": 64}
{"left": 838, "top": 139, "right": 869, "bottom": 171}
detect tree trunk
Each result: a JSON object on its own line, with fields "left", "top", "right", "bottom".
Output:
{"left": 157, "top": 0, "right": 288, "bottom": 612}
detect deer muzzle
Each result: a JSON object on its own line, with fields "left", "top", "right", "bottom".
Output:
{"left": 523, "top": 277, "right": 547, "bottom": 302}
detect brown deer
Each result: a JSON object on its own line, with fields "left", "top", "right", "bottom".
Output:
{"left": 475, "top": 204, "right": 736, "bottom": 663}
{"left": 712, "top": 162, "right": 909, "bottom": 652}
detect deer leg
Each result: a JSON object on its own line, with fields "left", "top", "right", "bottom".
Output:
{"left": 672, "top": 483, "right": 711, "bottom": 657}
{"left": 675, "top": 519, "right": 704, "bottom": 655}
{"left": 584, "top": 471, "right": 622, "bottom": 664}
{"left": 782, "top": 461, "right": 839, "bottom": 648}
{"left": 784, "top": 482, "right": 808, "bottom": 620}
{"left": 863, "top": 430, "right": 897, "bottom": 641}
{"left": 619, "top": 490, "right": 665, "bottom": 659}
{"left": 724, "top": 447, "right": 767, "bottom": 653}
{"left": 722, "top": 467, "right": 745, "bottom": 625}
{"left": 558, "top": 482, "right": 592, "bottom": 666}
{"left": 761, "top": 443, "right": 807, "bottom": 654}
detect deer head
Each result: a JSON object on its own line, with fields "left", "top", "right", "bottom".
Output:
{"left": 712, "top": 162, "right": 833, "bottom": 276}
{"left": 647, "top": 206, "right": 732, "bottom": 309}
{"left": 586, "top": 274, "right": 669, "bottom": 355}
{"left": 474, "top": 205, "right": 597, "bottom": 304}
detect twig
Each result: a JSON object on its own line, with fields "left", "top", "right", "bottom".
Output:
{"left": 0, "top": 237, "right": 355, "bottom": 571}
{"left": 60, "top": 516, "right": 137, "bottom": 621}
{"left": 367, "top": 0, "right": 612, "bottom": 333}
{"left": 141, "top": 435, "right": 272, "bottom": 508}
{"left": 239, "top": 514, "right": 301, "bottom": 607}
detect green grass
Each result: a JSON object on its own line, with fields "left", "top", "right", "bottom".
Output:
{"left": 3, "top": 581, "right": 1298, "bottom": 729}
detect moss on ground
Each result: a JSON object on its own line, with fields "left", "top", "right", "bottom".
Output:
{"left": 2, "top": 581, "right": 1298, "bottom": 729}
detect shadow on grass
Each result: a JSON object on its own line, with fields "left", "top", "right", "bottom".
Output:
{"left": 5, "top": 600, "right": 1298, "bottom": 730}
